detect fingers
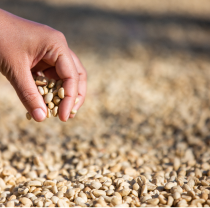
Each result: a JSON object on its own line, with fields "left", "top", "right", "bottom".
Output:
{"left": 54, "top": 51, "right": 79, "bottom": 122}
{"left": 11, "top": 67, "right": 47, "bottom": 122}
{"left": 31, "top": 60, "right": 51, "bottom": 73}
{"left": 68, "top": 50, "right": 87, "bottom": 118}
{"left": 43, "top": 67, "right": 60, "bottom": 80}
{"left": 31, "top": 46, "right": 84, "bottom": 121}
{"left": 32, "top": 60, "right": 60, "bottom": 80}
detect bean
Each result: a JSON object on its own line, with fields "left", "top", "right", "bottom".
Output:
{"left": 47, "top": 108, "right": 51, "bottom": 118}
{"left": 75, "top": 97, "right": 79, "bottom": 104}
{"left": 76, "top": 169, "right": 86, "bottom": 176}
{"left": 35, "top": 80, "right": 47, "bottom": 86}
{"left": 58, "top": 87, "right": 64, "bottom": 99}
{"left": 48, "top": 102, "right": 55, "bottom": 110}
{"left": 74, "top": 197, "right": 86, "bottom": 207}
{"left": 119, "top": 188, "right": 130, "bottom": 196}
{"left": 173, "top": 191, "right": 181, "bottom": 199}
{"left": 18, "top": 187, "right": 29, "bottom": 195}
{"left": 43, "top": 180, "right": 56, "bottom": 186}
{"left": 7, "top": 195, "right": 16, "bottom": 201}
{"left": 71, "top": 109, "right": 77, "bottom": 114}
{"left": 90, "top": 181, "right": 102, "bottom": 189}
{"left": 47, "top": 171, "right": 59, "bottom": 180}
{"left": 92, "top": 190, "right": 106, "bottom": 197}
{"left": 43, "top": 86, "right": 48, "bottom": 95}
{"left": 37, "top": 86, "right": 44, "bottom": 95}
{"left": 57, "top": 199, "right": 68, "bottom": 207}
{"left": 56, "top": 80, "right": 63, "bottom": 88}
{"left": 44, "top": 93, "right": 53, "bottom": 104}
{"left": 53, "top": 89, "right": 58, "bottom": 97}
{"left": 111, "top": 196, "right": 122, "bottom": 206}
{"left": 36, "top": 76, "right": 48, "bottom": 83}
{"left": 48, "top": 79, "right": 56, "bottom": 88}
{"left": 19, "top": 197, "right": 32, "bottom": 206}
{"left": 52, "top": 106, "right": 58, "bottom": 117}
{"left": 146, "top": 198, "right": 159, "bottom": 205}
{"left": 27, "top": 180, "right": 42, "bottom": 186}
{"left": 26, "top": 112, "right": 32, "bottom": 120}
{"left": 5, "top": 201, "right": 14, "bottom": 207}
{"left": 51, "top": 196, "right": 59, "bottom": 204}
{"left": 37, "top": 200, "right": 44, "bottom": 207}
{"left": 53, "top": 96, "right": 61, "bottom": 105}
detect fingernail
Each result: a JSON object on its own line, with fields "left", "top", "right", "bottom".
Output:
{"left": 32, "top": 108, "right": 46, "bottom": 121}
{"left": 65, "top": 112, "right": 70, "bottom": 122}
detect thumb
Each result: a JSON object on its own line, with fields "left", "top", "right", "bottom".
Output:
{"left": 10, "top": 68, "right": 47, "bottom": 122}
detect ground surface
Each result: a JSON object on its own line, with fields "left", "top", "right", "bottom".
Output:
{"left": 0, "top": 0, "right": 210, "bottom": 207}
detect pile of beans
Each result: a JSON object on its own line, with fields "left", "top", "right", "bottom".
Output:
{"left": 1, "top": 136, "right": 210, "bottom": 207}
{"left": 26, "top": 75, "right": 79, "bottom": 120}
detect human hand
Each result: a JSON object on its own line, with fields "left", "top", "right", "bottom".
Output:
{"left": 0, "top": 9, "right": 87, "bottom": 122}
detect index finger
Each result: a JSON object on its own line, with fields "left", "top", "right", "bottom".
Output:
{"left": 55, "top": 50, "right": 79, "bottom": 122}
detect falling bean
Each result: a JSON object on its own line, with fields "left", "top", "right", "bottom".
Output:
{"left": 52, "top": 106, "right": 58, "bottom": 117}
{"left": 47, "top": 108, "right": 51, "bottom": 118}
{"left": 26, "top": 112, "right": 32, "bottom": 120}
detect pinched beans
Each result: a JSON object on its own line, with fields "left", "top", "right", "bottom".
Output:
{"left": 26, "top": 75, "right": 79, "bottom": 121}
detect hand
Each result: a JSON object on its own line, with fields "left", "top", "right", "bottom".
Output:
{"left": 0, "top": 9, "right": 87, "bottom": 122}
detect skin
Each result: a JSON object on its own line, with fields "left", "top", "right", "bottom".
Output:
{"left": 0, "top": 9, "right": 87, "bottom": 122}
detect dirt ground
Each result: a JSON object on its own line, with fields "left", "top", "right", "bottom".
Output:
{"left": 1, "top": 0, "right": 210, "bottom": 207}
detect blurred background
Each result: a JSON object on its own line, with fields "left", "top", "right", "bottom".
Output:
{"left": 1, "top": 0, "right": 210, "bottom": 166}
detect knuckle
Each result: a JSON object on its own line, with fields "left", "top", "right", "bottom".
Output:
{"left": 70, "top": 51, "right": 87, "bottom": 81}
{"left": 54, "top": 31, "right": 66, "bottom": 41}
{"left": 73, "top": 71, "right": 79, "bottom": 82}
{"left": 83, "top": 68, "right": 87, "bottom": 80}
{"left": 20, "top": 89, "right": 39, "bottom": 105}
{"left": 42, "top": 24, "right": 53, "bottom": 31}
{"left": 71, "top": 52, "right": 79, "bottom": 62}
{"left": 75, "top": 74, "right": 80, "bottom": 82}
